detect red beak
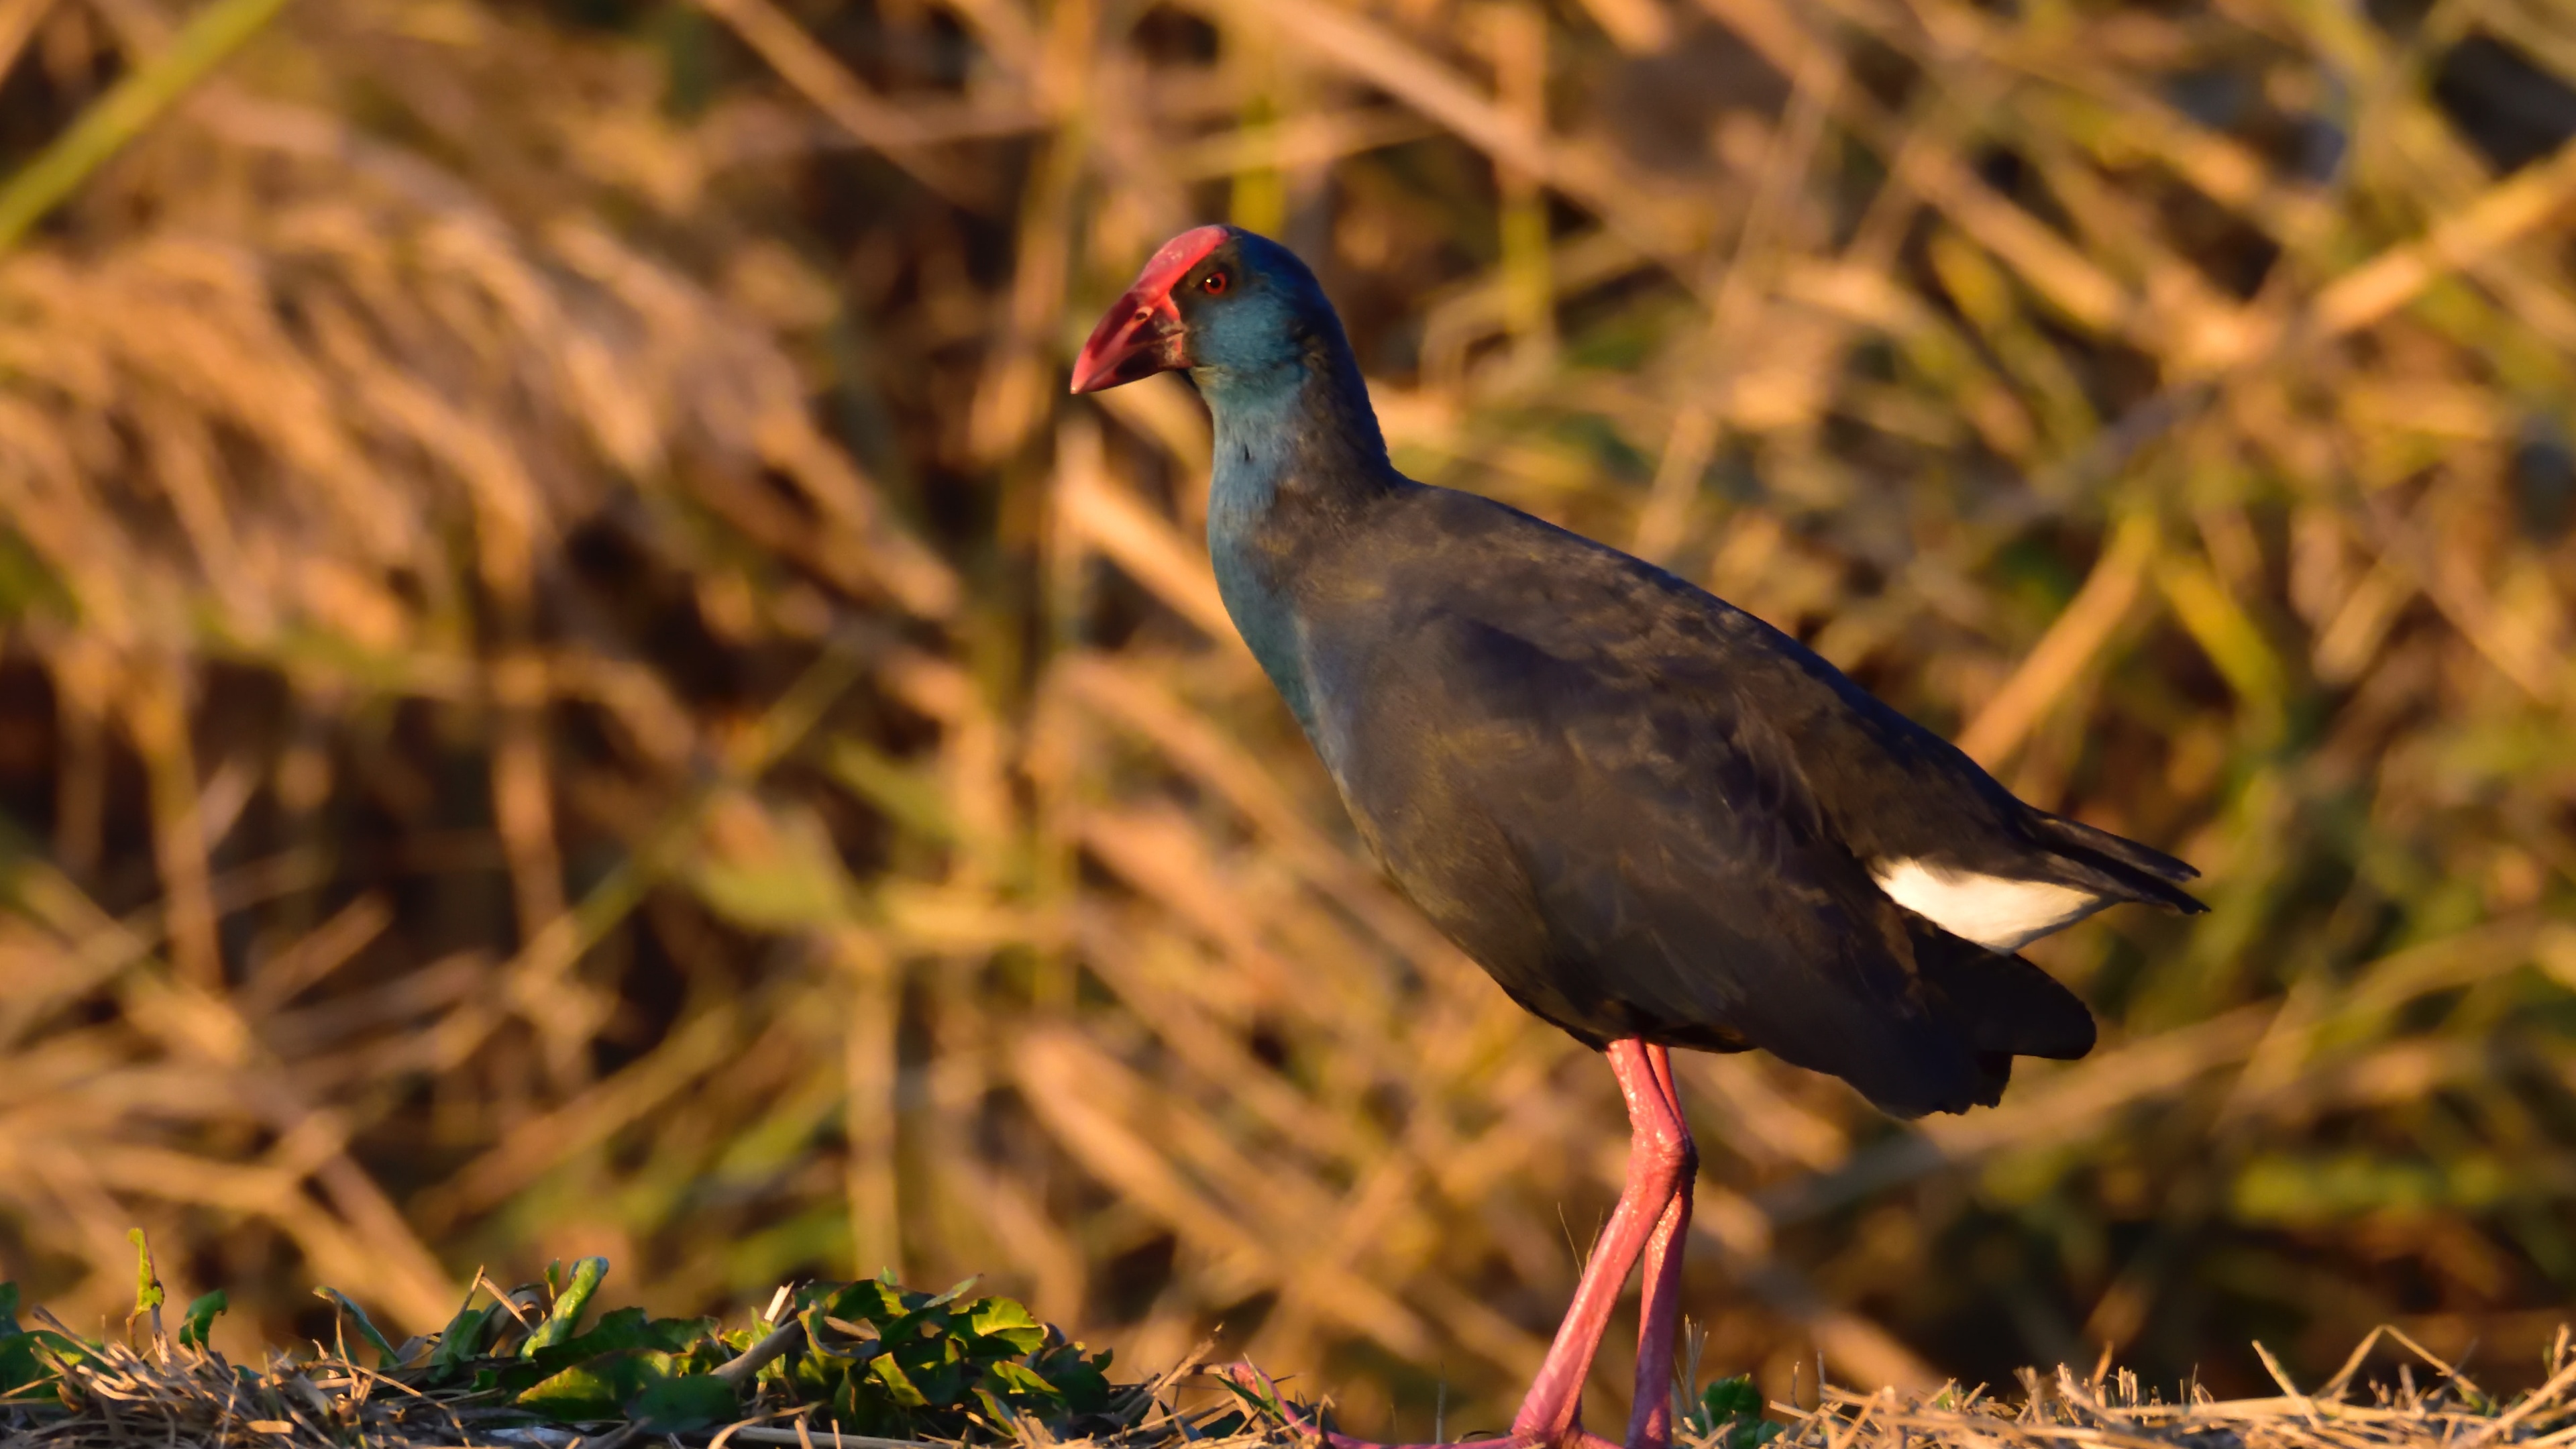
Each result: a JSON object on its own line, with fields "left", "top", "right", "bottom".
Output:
{"left": 1070, "top": 224, "right": 1230, "bottom": 394}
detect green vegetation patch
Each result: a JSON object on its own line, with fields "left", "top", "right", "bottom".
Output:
{"left": 0, "top": 1235, "right": 1152, "bottom": 1448}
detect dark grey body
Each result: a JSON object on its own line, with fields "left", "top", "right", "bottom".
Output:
{"left": 1172, "top": 227, "right": 2201, "bottom": 1119}
{"left": 1216, "top": 473, "right": 2198, "bottom": 1118}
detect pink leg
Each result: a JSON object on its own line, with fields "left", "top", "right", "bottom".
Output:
{"left": 1623, "top": 1045, "right": 1696, "bottom": 1449}
{"left": 1219, "top": 1038, "right": 1691, "bottom": 1449}
{"left": 1511, "top": 1040, "right": 1694, "bottom": 1445}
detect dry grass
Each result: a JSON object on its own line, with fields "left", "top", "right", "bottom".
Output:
{"left": 0, "top": 0, "right": 2573, "bottom": 1438}
{"left": 1762, "top": 1327, "right": 2576, "bottom": 1449}
{"left": 4, "top": 1307, "right": 2571, "bottom": 1449}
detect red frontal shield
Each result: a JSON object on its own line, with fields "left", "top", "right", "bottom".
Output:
{"left": 1070, "top": 225, "right": 1228, "bottom": 394}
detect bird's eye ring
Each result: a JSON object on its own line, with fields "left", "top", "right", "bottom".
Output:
{"left": 1201, "top": 270, "right": 1229, "bottom": 295}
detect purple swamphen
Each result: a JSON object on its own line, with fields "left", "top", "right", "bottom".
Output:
{"left": 1069, "top": 226, "right": 2204, "bottom": 1449}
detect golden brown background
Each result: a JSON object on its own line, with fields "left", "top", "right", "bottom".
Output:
{"left": 3, "top": 0, "right": 2575, "bottom": 1433}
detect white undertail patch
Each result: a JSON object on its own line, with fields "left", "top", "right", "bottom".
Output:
{"left": 1871, "top": 859, "right": 2107, "bottom": 953}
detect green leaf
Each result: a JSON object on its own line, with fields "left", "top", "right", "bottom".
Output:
{"left": 518, "top": 1350, "right": 654, "bottom": 1422}
{"left": 430, "top": 1302, "right": 502, "bottom": 1380}
{"left": 981, "top": 1359, "right": 1063, "bottom": 1400}
{"left": 795, "top": 1305, "right": 843, "bottom": 1362}
{"left": 315, "top": 1288, "right": 403, "bottom": 1368}
{"left": 128, "top": 1230, "right": 165, "bottom": 1315}
{"left": 918, "top": 1277, "right": 979, "bottom": 1311}
{"left": 867, "top": 1350, "right": 930, "bottom": 1407}
{"left": 822, "top": 1279, "right": 907, "bottom": 1328}
{"left": 3, "top": 1327, "right": 93, "bottom": 1402}
{"left": 0, "top": 1334, "right": 46, "bottom": 1397}
{"left": 1702, "top": 1375, "right": 1763, "bottom": 1423}
{"left": 965, "top": 1298, "right": 1046, "bottom": 1355}
{"left": 829, "top": 1370, "right": 876, "bottom": 1436}
{"left": 1696, "top": 1375, "right": 1778, "bottom": 1449}
{"left": 973, "top": 1385, "right": 1014, "bottom": 1424}
{"left": 177, "top": 1291, "right": 227, "bottom": 1350}
{"left": 518, "top": 1363, "right": 626, "bottom": 1421}
{"left": 521, "top": 1257, "right": 610, "bottom": 1359}
{"left": 762, "top": 1277, "right": 1118, "bottom": 1436}
{"left": 641, "top": 1315, "right": 718, "bottom": 1354}
{"left": 0, "top": 1283, "right": 21, "bottom": 1336}
{"left": 533, "top": 1307, "right": 679, "bottom": 1366}
{"left": 892, "top": 1330, "right": 965, "bottom": 1405}
{"left": 1034, "top": 1346, "right": 1110, "bottom": 1414}
{"left": 630, "top": 1373, "right": 739, "bottom": 1432}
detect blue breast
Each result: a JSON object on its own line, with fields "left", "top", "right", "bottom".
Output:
{"left": 1205, "top": 387, "right": 1324, "bottom": 737}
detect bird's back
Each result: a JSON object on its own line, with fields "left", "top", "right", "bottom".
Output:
{"left": 1279, "top": 482, "right": 2198, "bottom": 1116}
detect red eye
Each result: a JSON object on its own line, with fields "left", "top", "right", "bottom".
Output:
{"left": 1201, "top": 270, "right": 1228, "bottom": 295}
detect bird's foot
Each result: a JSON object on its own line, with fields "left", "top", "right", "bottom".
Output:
{"left": 1213, "top": 1364, "right": 1638, "bottom": 1449}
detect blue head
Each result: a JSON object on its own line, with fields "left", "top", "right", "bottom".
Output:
{"left": 1070, "top": 225, "right": 1382, "bottom": 456}
{"left": 1069, "top": 225, "right": 1394, "bottom": 732}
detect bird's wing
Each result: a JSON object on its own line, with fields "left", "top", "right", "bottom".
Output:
{"left": 1316, "top": 588, "right": 2086, "bottom": 1117}
{"left": 1680, "top": 597, "right": 2206, "bottom": 922}
{"left": 1364, "top": 490, "right": 2204, "bottom": 943}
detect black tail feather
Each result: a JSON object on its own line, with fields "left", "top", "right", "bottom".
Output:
{"left": 2034, "top": 811, "right": 2208, "bottom": 916}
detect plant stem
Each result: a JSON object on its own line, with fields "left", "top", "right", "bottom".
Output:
{"left": 0, "top": 0, "right": 294, "bottom": 254}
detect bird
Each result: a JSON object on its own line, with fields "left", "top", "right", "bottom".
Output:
{"left": 1069, "top": 225, "right": 2204, "bottom": 1449}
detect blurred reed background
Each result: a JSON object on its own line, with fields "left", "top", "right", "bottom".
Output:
{"left": 1, "top": 0, "right": 2574, "bottom": 1432}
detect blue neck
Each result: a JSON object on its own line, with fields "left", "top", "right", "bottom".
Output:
{"left": 1199, "top": 360, "right": 1394, "bottom": 737}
